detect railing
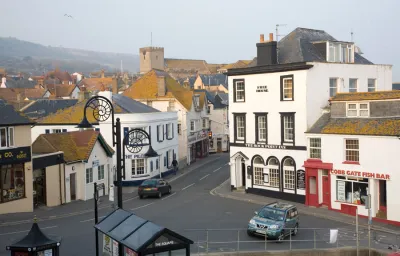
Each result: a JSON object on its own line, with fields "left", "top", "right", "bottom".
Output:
{"left": 179, "top": 227, "right": 400, "bottom": 254}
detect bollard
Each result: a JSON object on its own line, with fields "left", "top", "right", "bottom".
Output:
{"left": 313, "top": 229, "right": 316, "bottom": 249}
{"left": 206, "top": 230, "right": 209, "bottom": 254}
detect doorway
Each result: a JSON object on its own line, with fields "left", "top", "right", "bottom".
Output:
{"left": 322, "top": 176, "right": 330, "bottom": 206}
{"left": 217, "top": 138, "right": 222, "bottom": 153}
{"left": 33, "top": 169, "right": 46, "bottom": 207}
{"left": 70, "top": 173, "right": 76, "bottom": 201}
{"left": 241, "top": 162, "right": 246, "bottom": 187}
{"left": 379, "top": 180, "right": 387, "bottom": 212}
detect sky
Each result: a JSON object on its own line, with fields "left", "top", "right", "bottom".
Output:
{"left": 1, "top": 0, "right": 400, "bottom": 81}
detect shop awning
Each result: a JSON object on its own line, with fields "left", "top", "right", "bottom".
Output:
{"left": 95, "top": 209, "right": 193, "bottom": 255}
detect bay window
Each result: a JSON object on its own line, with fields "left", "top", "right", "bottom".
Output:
{"left": 132, "top": 159, "right": 146, "bottom": 176}
{"left": 0, "top": 164, "right": 25, "bottom": 203}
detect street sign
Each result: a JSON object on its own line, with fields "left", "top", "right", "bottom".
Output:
{"left": 109, "top": 185, "right": 114, "bottom": 202}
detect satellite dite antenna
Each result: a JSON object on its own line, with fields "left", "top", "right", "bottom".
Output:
{"left": 351, "top": 29, "right": 354, "bottom": 42}
{"left": 276, "top": 24, "right": 287, "bottom": 42}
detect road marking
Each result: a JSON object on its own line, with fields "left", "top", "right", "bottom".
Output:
{"left": 224, "top": 162, "right": 229, "bottom": 166}
{"left": 0, "top": 226, "right": 58, "bottom": 236}
{"left": 213, "top": 167, "right": 221, "bottom": 173}
{"left": 200, "top": 174, "right": 210, "bottom": 181}
{"left": 123, "top": 196, "right": 139, "bottom": 202}
{"left": 182, "top": 183, "right": 195, "bottom": 190}
{"left": 131, "top": 202, "right": 154, "bottom": 210}
{"left": 80, "top": 216, "right": 106, "bottom": 223}
{"left": 161, "top": 192, "right": 176, "bottom": 200}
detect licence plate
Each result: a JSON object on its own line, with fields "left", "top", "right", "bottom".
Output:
{"left": 256, "top": 230, "right": 266, "bottom": 234}
{"left": 144, "top": 188, "right": 151, "bottom": 191}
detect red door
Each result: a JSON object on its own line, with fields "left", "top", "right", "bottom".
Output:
{"left": 322, "top": 176, "right": 330, "bottom": 206}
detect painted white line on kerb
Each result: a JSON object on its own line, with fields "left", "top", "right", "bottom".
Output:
{"left": 182, "top": 183, "right": 195, "bottom": 191}
{"left": 131, "top": 202, "right": 154, "bottom": 211}
{"left": 213, "top": 167, "right": 221, "bottom": 173}
{"left": 80, "top": 216, "right": 106, "bottom": 223}
{"left": 200, "top": 174, "right": 210, "bottom": 181}
{"left": 0, "top": 226, "right": 58, "bottom": 236}
{"left": 161, "top": 192, "right": 176, "bottom": 200}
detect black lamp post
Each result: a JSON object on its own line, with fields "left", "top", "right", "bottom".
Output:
{"left": 77, "top": 95, "right": 157, "bottom": 256}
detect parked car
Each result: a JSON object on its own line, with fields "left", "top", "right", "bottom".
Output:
{"left": 138, "top": 179, "right": 172, "bottom": 199}
{"left": 247, "top": 202, "right": 299, "bottom": 242}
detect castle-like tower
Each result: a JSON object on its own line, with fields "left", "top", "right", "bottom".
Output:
{"left": 139, "top": 47, "right": 165, "bottom": 74}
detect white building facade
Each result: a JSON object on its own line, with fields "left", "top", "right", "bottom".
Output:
{"left": 207, "top": 93, "right": 229, "bottom": 153}
{"left": 304, "top": 91, "right": 400, "bottom": 226}
{"left": 228, "top": 28, "right": 392, "bottom": 203}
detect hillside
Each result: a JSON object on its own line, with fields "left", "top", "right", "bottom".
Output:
{"left": 0, "top": 37, "right": 139, "bottom": 75}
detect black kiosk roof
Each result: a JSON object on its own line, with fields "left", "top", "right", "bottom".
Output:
{"left": 95, "top": 209, "right": 193, "bottom": 255}
{"left": 7, "top": 222, "right": 61, "bottom": 252}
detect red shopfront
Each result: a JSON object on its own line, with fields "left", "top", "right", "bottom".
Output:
{"left": 303, "top": 159, "right": 333, "bottom": 208}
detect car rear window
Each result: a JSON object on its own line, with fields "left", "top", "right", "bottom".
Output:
{"left": 141, "top": 180, "right": 157, "bottom": 186}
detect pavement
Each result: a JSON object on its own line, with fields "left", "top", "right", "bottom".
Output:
{"left": 0, "top": 153, "right": 399, "bottom": 255}
{"left": 210, "top": 178, "right": 400, "bottom": 235}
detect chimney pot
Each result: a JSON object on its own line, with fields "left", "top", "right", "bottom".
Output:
{"left": 269, "top": 33, "right": 274, "bottom": 41}
{"left": 260, "top": 34, "right": 265, "bottom": 43}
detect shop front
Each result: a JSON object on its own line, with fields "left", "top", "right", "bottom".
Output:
{"left": 187, "top": 131, "right": 209, "bottom": 164}
{"left": 0, "top": 146, "right": 33, "bottom": 214}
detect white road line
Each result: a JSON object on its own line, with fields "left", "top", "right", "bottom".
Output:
{"left": 200, "top": 174, "right": 210, "bottom": 181}
{"left": 131, "top": 202, "right": 154, "bottom": 211}
{"left": 0, "top": 226, "right": 58, "bottom": 236}
{"left": 182, "top": 183, "right": 195, "bottom": 190}
{"left": 213, "top": 167, "right": 221, "bottom": 173}
{"left": 161, "top": 192, "right": 176, "bottom": 200}
{"left": 80, "top": 216, "right": 106, "bottom": 223}
{"left": 123, "top": 196, "right": 139, "bottom": 202}
{"left": 224, "top": 162, "right": 229, "bottom": 166}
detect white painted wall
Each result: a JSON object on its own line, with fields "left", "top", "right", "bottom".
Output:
{"left": 306, "top": 62, "right": 392, "bottom": 129}
{"left": 73, "top": 72, "right": 83, "bottom": 83}
{"left": 306, "top": 133, "right": 399, "bottom": 222}
{"left": 208, "top": 104, "right": 229, "bottom": 152}
{"left": 64, "top": 162, "right": 84, "bottom": 203}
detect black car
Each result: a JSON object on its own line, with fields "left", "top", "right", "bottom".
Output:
{"left": 138, "top": 179, "right": 172, "bottom": 199}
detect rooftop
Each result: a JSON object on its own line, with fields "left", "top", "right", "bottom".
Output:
{"left": 20, "top": 99, "right": 78, "bottom": 120}
{"left": 46, "top": 84, "right": 78, "bottom": 97}
{"left": 330, "top": 91, "right": 400, "bottom": 101}
{"left": 32, "top": 130, "right": 114, "bottom": 163}
{"left": 0, "top": 99, "right": 34, "bottom": 126}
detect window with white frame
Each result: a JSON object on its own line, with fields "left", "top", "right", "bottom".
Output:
{"left": 253, "top": 157, "right": 264, "bottom": 186}
{"left": 86, "top": 168, "right": 93, "bottom": 184}
{"left": 52, "top": 129, "right": 62, "bottom": 133}
{"left": 329, "top": 78, "right": 338, "bottom": 97}
{"left": 98, "top": 165, "right": 105, "bottom": 180}
{"left": 283, "top": 158, "right": 295, "bottom": 190}
{"left": 309, "top": 138, "right": 321, "bottom": 159}
{"left": 345, "top": 139, "right": 359, "bottom": 162}
{"left": 267, "top": 158, "right": 280, "bottom": 188}
{"left": 346, "top": 103, "right": 369, "bottom": 117}
{"left": 0, "top": 127, "right": 14, "bottom": 148}
{"left": 328, "top": 42, "right": 353, "bottom": 63}
{"left": 283, "top": 78, "right": 293, "bottom": 100}
{"left": 236, "top": 115, "right": 245, "bottom": 140}
{"left": 257, "top": 116, "right": 267, "bottom": 142}
{"left": 349, "top": 79, "right": 358, "bottom": 92}
{"left": 132, "top": 159, "right": 146, "bottom": 176}
{"left": 167, "top": 123, "right": 173, "bottom": 139}
{"left": 336, "top": 176, "right": 368, "bottom": 205}
{"left": 283, "top": 115, "right": 294, "bottom": 142}
{"left": 368, "top": 79, "right": 376, "bottom": 92}
{"left": 234, "top": 80, "right": 245, "bottom": 102}
{"left": 157, "top": 125, "right": 164, "bottom": 141}
{"left": 168, "top": 149, "right": 173, "bottom": 167}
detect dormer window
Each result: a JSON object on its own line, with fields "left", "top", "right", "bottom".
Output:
{"left": 193, "top": 94, "right": 200, "bottom": 109}
{"left": 346, "top": 103, "right": 369, "bottom": 117}
{"left": 328, "top": 42, "right": 354, "bottom": 63}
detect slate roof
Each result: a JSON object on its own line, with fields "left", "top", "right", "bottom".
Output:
{"left": 215, "top": 92, "right": 229, "bottom": 108}
{"left": 194, "top": 89, "right": 215, "bottom": 104}
{"left": 46, "top": 84, "right": 78, "bottom": 97}
{"left": 0, "top": 88, "right": 48, "bottom": 102}
{"left": 2, "top": 79, "right": 36, "bottom": 89}
{"left": 123, "top": 69, "right": 206, "bottom": 111}
{"left": 392, "top": 83, "right": 400, "bottom": 90}
{"left": 0, "top": 99, "right": 34, "bottom": 125}
{"left": 198, "top": 74, "right": 228, "bottom": 87}
{"left": 112, "top": 94, "right": 160, "bottom": 113}
{"left": 330, "top": 91, "right": 400, "bottom": 101}
{"left": 32, "top": 130, "right": 114, "bottom": 163}
{"left": 307, "top": 112, "right": 400, "bottom": 136}
{"left": 21, "top": 99, "right": 78, "bottom": 120}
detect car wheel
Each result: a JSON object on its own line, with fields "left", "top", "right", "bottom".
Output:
{"left": 276, "top": 231, "right": 285, "bottom": 243}
{"left": 139, "top": 195, "right": 143, "bottom": 199}
{"left": 168, "top": 187, "right": 171, "bottom": 194}
{"left": 157, "top": 192, "right": 162, "bottom": 198}
{"left": 292, "top": 224, "right": 298, "bottom": 236}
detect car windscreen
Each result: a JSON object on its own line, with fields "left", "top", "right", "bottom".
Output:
{"left": 258, "top": 208, "right": 285, "bottom": 221}
{"left": 141, "top": 180, "right": 157, "bottom": 187}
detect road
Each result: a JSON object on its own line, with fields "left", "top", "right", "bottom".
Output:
{"left": 0, "top": 154, "right": 397, "bottom": 255}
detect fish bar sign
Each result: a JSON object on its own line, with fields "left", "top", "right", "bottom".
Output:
{"left": 331, "top": 169, "right": 390, "bottom": 180}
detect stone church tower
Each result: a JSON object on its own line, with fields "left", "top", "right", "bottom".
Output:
{"left": 139, "top": 47, "right": 165, "bottom": 74}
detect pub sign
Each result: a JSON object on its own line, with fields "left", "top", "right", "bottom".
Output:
{"left": 0, "top": 146, "right": 31, "bottom": 165}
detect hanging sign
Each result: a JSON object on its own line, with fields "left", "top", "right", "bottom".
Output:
{"left": 296, "top": 169, "right": 305, "bottom": 189}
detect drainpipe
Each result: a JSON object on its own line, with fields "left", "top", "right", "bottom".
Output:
{"left": 59, "top": 162, "right": 64, "bottom": 205}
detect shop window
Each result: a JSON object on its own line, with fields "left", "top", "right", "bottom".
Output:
{"left": 253, "top": 156, "right": 264, "bottom": 186}
{"left": 345, "top": 139, "right": 359, "bottom": 162}
{"left": 0, "top": 164, "right": 25, "bottom": 203}
{"left": 267, "top": 157, "right": 280, "bottom": 188}
{"left": 309, "top": 176, "right": 317, "bottom": 195}
{"left": 0, "top": 127, "right": 14, "bottom": 148}
{"left": 283, "top": 158, "right": 295, "bottom": 190}
{"left": 86, "top": 168, "right": 93, "bottom": 184}
{"left": 98, "top": 165, "right": 105, "bottom": 180}
{"left": 309, "top": 138, "right": 321, "bottom": 159}
{"left": 132, "top": 159, "right": 146, "bottom": 176}
{"left": 336, "top": 176, "right": 368, "bottom": 205}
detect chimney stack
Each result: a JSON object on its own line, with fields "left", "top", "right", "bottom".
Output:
{"left": 260, "top": 34, "right": 264, "bottom": 43}
{"left": 112, "top": 78, "right": 118, "bottom": 94}
{"left": 256, "top": 32, "right": 277, "bottom": 66}
{"left": 157, "top": 76, "right": 166, "bottom": 97}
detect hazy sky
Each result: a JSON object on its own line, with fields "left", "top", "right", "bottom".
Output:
{"left": 1, "top": 0, "right": 399, "bottom": 80}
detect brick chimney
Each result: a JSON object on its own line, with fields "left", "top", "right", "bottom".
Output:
{"left": 269, "top": 33, "right": 273, "bottom": 41}
{"left": 112, "top": 78, "right": 118, "bottom": 94}
{"left": 157, "top": 76, "right": 166, "bottom": 97}
{"left": 260, "top": 34, "right": 264, "bottom": 43}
